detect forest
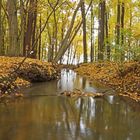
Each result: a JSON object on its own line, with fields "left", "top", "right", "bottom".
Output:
{"left": 0, "top": 0, "right": 139, "bottom": 62}
{"left": 0, "top": 0, "right": 140, "bottom": 102}
{"left": 0, "top": 0, "right": 140, "bottom": 139}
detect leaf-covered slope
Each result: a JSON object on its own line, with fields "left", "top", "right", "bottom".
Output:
{"left": 75, "top": 62, "right": 140, "bottom": 102}
{"left": 0, "top": 57, "right": 58, "bottom": 95}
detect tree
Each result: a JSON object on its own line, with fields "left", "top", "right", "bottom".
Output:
{"left": 47, "top": 0, "right": 60, "bottom": 62}
{"left": 90, "top": 2, "right": 94, "bottom": 62}
{"left": 81, "top": 0, "right": 87, "bottom": 63}
{"left": 116, "top": 0, "right": 121, "bottom": 47}
{"left": 7, "top": 0, "right": 19, "bottom": 56}
{"left": 105, "top": 9, "right": 110, "bottom": 60}
{"left": 98, "top": 0, "right": 105, "bottom": 60}
{"left": 0, "top": 0, "right": 4, "bottom": 55}
{"left": 0, "top": 0, "right": 139, "bottom": 63}
{"left": 54, "top": 0, "right": 83, "bottom": 62}
{"left": 24, "top": 0, "right": 37, "bottom": 57}
{"left": 20, "top": 0, "right": 25, "bottom": 56}
{"left": 121, "top": 2, "right": 125, "bottom": 61}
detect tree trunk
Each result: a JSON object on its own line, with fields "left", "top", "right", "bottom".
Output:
{"left": 81, "top": 0, "right": 87, "bottom": 63}
{"left": 0, "top": 0, "right": 2, "bottom": 53}
{"left": 128, "top": 4, "right": 132, "bottom": 61}
{"left": 105, "top": 12, "right": 110, "bottom": 60}
{"left": 38, "top": 13, "right": 42, "bottom": 60}
{"left": 116, "top": 0, "right": 121, "bottom": 46}
{"left": 7, "top": 0, "right": 19, "bottom": 56}
{"left": 24, "top": 0, "right": 35, "bottom": 56}
{"left": 0, "top": 0, "right": 4, "bottom": 55}
{"left": 121, "top": 2, "right": 125, "bottom": 61}
{"left": 90, "top": 2, "right": 94, "bottom": 62}
{"left": 31, "top": 0, "right": 37, "bottom": 58}
{"left": 20, "top": 0, "right": 25, "bottom": 56}
{"left": 98, "top": 0, "right": 105, "bottom": 60}
{"left": 47, "top": 20, "right": 53, "bottom": 62}
{"left": 54, "top": 0, "right": 83, "bottom": 62}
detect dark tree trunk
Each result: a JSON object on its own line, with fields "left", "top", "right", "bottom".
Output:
{"left": 81, "top": 0, "right": 87, "bottom": 63}
{"left": 24, "top": 0, "right": 37, "bottom": 57}
{"left": 90, "top": 2, "right": 94, "bottom": 62}
{"left": 98, "top": 0, "right": 105, "bottom": 60}
{"left": 31, "top": 0, "right": 37, "bottom": 58}
{"left": 105, "top": 12, "right": 110, "bottom": 60}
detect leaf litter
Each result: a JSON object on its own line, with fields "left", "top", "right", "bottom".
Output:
{"left": 75, "top": 61, "right": 140, "bottom": 102}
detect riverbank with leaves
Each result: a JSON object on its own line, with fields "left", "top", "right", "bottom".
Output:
{"left": 75, "top": 61, "right": 140, "bottom": 102}
{"left": 0, "top": 57, "right": 58, "bottom": 99}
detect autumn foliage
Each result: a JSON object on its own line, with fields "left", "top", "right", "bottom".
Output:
{"left": 75, "top": 61, "right": 140, "bottom": 102}
{"left": 0, "top": 57, "right": 58, "bottom": 95}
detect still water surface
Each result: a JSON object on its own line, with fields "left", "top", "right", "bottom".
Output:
{"left": 0, "top": 70, "right": 140, "bottom": 140}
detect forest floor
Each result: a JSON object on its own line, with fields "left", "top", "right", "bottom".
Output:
{"left": 75, "top": 61, "right": 140, "bottom": 102}
{"left": 0, "top": 56, "right": 58, "bottom": 100}
{"left": 1, "top": 57, "right": 140, "bottom": 103}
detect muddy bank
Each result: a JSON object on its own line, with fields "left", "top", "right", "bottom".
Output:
{"left": 0, "top": 56, "right": 58, "bottom": 97}
{"left": 75, "top": 61, "right": 140, "bottom": 102}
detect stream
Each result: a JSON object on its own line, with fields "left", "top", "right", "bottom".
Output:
{"left": 0, "top": 69, "right": 140, "bottom": 140}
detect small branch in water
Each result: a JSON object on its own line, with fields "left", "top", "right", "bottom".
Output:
{"left": 60, "top": 90, "right": 104, "bottom": 98}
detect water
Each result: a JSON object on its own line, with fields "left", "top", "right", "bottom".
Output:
{"left": 0, "top": 69, "right": 140, "bottom": 140}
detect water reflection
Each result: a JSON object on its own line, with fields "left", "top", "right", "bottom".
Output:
{"left": 57, "top": 69, "right": 110, "bottom": 93}
{"left": 0, "top": 70, "right": 140, "bottom": 140}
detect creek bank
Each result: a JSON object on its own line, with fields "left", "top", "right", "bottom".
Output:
{"left": 75, "top": 61, "right": 140, "bottom": 102}
{"left": 0, "top": 56, "right": 59, "bottom": 99}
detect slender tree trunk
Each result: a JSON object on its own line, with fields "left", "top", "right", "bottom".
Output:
{"left": 128, "top": 5, "right": 132, "bottom": 61}
{"left": 0, "top": 0, "right": 4, "bottom": 55}
{"left": 105, "top": 12, "right": 110, "bottom": 60}
{"left": 81, "top": 0, "right": 87, "bottom": 63}
{"left": 121, "top": 2, "right": 125, "bottom": 61}
{"left": 98, "top": 0, "right": 105, "bottom": 60}
{"left": 54, "top": 11, "right": 58, "bottom": 56}
{"left": 90, "top": 2, "right": 94, "bottom": 62}
{"left": 7, "top": 0, "right": 19, "bottom": 56}
{"left": 0, "top": 0, "right": 2, "bottom": 53}
{"left": 67, "top": 47, "right": 70, "bottom": 65}
{"left": 38, "top": 13, "right": 42, "bottom": 60}
{"left": 116, "top": 0, "right": 121, "bottom": 46}
{"left": 47, "top": 20, "right": 53, "bottom": 62}
{"left": 72, "top": 48, "right": 77, "bottom": 64}
{"left": 59, "top": 13, "right": 64, "bottom": 64}
{"left": 54, "top": 0, "right": 83, "bottom": 62}
{"left": 20, "top": 0, "right": 25, "bottom": 56}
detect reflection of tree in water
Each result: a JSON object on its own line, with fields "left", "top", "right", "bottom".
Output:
{"left": 74, "top": 98, "right": 84, "bottom": 140}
